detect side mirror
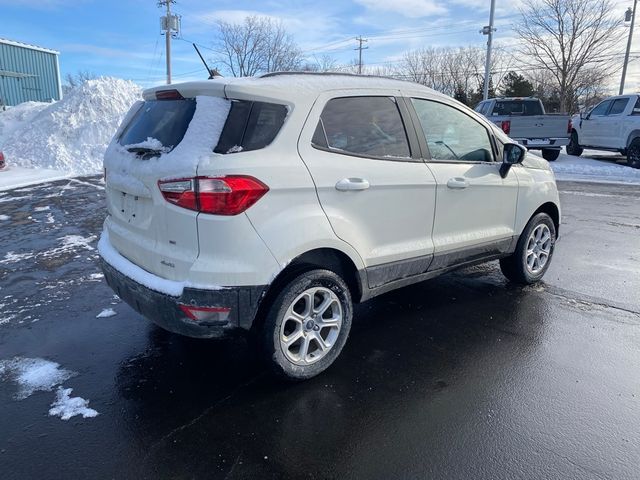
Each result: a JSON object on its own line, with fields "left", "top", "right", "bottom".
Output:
{"left": 500, "top": 143, "right": 526, "bottom": 178}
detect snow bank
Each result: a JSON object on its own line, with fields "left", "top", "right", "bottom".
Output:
{"left": 49, "top": 387, "right": 99, "bottom": 420}
{"left": 0, "top": 101, "right": 49, "bottom": 145}
{"left": 533, "top": 149, "right": 640, "bottom": 185}
{"left": 0, "top": 77, "right": 142, "bottom": 175}
{"left": 0, "top": 357, "right": 77, "bottom": 400}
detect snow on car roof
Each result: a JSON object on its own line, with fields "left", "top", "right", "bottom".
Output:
{"left": 143, "top": 72, "right": 441, "bottom": 104}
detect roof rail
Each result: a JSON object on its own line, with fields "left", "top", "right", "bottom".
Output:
{"left": 260, "top": 71, "right": 401, "bottom": 81}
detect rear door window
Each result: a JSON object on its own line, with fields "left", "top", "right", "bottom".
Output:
{"left": 214, "top": 101, "right": 288, "bottom": 154}
{"left": 607, "top": 98, "right": 629, "bottom": 116}
{"left": 118, "top": 99, "right": 196, "bottom": 152}
{"left": 312, "top": 96, "right": 411, "bottom": 159}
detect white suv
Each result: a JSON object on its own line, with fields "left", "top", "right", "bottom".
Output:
{"left": 99, "top": 73, "right": 560, "bottom": 380}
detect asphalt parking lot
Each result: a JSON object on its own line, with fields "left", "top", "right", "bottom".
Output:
{"left": 0, "top": 177, "right": 639, "bottom": 479}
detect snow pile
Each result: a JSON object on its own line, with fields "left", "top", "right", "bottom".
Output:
{"left": 0, "top": 101, "right": 49, "bottom": 145}
{"left": 0, "top": 357, "right": 76, "bottom": 400}
{"left": 0, "top": 77, "right": 142, "bottom": 174}
{"left": 532, "top": 149, "right": 640, "bottom": 185}
{"left": 49, "top": 387, "right": 99, "bottom": 420}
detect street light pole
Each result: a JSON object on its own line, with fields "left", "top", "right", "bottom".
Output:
{"left": 620, "top": 0, "right": 638, "bottom": 95}
{"left": 481, "top": 0, "right": 497, "bottom": 100}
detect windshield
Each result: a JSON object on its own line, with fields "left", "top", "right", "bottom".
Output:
{"left": 118, "top": 99, "right": 196, "bottom": 152}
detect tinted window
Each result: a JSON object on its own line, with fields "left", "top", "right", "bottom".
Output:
{"left": 313, "top": 96, "right": 411, "bottom": 158}
{"left": 608, "top": 98, "right": 629, "bottom": 115}
{"left": 492, "top": 100, "right": 543, "bottom": 116}
{"left": 215, "top": 100, "right": 288, "bottom": 154}
{"left": 118, "top": 99, "right": 196, "bottom": 151}
{"left": 412, "top": 98, "right": 494, "bottom": 162}
{"left": 590, "top": 100, "right": 612, "bottom": 116}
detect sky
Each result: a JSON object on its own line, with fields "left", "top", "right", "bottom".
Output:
{"left": 1, "top": 0, "right": 637, "bottom": 90}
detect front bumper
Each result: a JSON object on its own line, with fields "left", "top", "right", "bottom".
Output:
{"left": 100, "top": 259, "right": 266, "bottom": 339}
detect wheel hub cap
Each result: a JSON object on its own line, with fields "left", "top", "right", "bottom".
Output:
{"left": 279, "top": 287, "right": 343, "bottom": 366}
{"left": 526, "top": 224, "right": 552, "bottom": 274}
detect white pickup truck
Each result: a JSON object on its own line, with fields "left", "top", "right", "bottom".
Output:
{"left": 475, "top": 97, "right": 571, "bottom": 161}
{"left": 567, "top": 94, "right": 640, "bottom": 168}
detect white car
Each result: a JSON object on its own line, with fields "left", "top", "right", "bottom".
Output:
{"left": 568, "top": 94, "right": 640, "bottom": 168}
{"left": 99, "top": 73, "right": 561, "bottom": 380}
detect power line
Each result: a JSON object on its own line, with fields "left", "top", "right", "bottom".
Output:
{"left": 355, "top": 36, "right": 368, "bottom": 74}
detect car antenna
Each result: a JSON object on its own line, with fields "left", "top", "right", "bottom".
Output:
{"left": 192, "top": 43, "right": 221, "bottom": 79}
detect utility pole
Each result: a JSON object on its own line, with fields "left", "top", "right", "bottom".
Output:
{"left": 480, "top": 0, "right": 496, "bottom": 100}
{"left": 355, "top": 36, "right": 368, "bottom": 75}
{"left": 620, "top": 0, "right": 638, "bottom": 95}
{"left": 158, "top": 0, "right": 180, "bottom": 85}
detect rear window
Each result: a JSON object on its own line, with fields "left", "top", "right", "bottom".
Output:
{"left": 492, "top": 100, "right": 543, "bottom": 116}
{"left": 118, "top": 99, "right": 196, "bottom": 152}
{"left": 214, "top": 100, "right": 288, "bottom": 154}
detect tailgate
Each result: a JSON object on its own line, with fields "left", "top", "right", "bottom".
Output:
{"left": 103, "top": 94, "right": 231, "bottom": 281}
{"left": 508, "top": 115, "right": 569, "bottom": 140}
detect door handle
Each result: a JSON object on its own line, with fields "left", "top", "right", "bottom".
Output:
{"left": 447, "top": 177, "right": 469, "bottom": 189}
{"left": 335, "top": 177, "right": 370, "bottom": 191}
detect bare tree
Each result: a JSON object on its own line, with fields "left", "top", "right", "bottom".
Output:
{"left": 396, "top": 46, "right": 511, "bottom": 104}
{"left": 63, "top": 70, "right": 97, "bottom": 94}
{"left": 215, "top": 16, "right": 304, "bottom": 77}
{"left": 302, "top": 54, "right": 338, "bottom": 72}
{"left": 514, "top": 0, "right": 620, "bottom": 113}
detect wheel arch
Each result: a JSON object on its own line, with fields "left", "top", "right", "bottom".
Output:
{"left": 626, "top": 130, "right": 640, "bottom": 148}
{"left": 531, "top": 202, "right": 560, "bottom": 236}
{"left": 251, "top": 247, "right": 364, "bottom": 335}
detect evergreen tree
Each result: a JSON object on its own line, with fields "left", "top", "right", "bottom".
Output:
{"left": 501, "top": 71, "right": 535, "bottom": 97}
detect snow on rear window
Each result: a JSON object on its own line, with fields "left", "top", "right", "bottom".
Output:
{"left": 118, "top": 98, "right": 196, "bottom": 152}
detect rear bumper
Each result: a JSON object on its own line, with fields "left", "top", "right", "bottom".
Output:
{"left": 100, "top": 259, "right": 266, "bottom": 339}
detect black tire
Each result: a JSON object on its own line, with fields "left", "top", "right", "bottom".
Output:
{"left": 500, "top": 213, "right": 556, "bottom": 285}
{"left": 262, "top": 269, "right": 353, "bottom": 380}
{"left": 541, "top": 148, "right": 560, "bottom": 161}
{"left": 566, "top": 131, "right": 583, "bottom": 157}
{"left": 626, "top": 138, "right": 640, "bottom": 168}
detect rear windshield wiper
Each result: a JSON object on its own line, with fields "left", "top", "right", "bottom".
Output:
{"left": 127, "top": 147, "right": 163, "bottom": 158}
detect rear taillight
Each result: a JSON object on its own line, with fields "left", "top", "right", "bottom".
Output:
{"left": 567, "top": 119, "right": 573, "bottom": 134}
{"left": 179, "top": 304, "right": 231, "bottom": 324}
{"left": 500, "top": 120, "right": 511, "bottom": 135}
{"left": 0, "top": 151, "right": 5, "bottom": 169}
{"left": 158, "top": 176, "right": 269, "bottom": 215}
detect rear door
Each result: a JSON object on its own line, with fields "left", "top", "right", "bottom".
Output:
{"left": 408, "top": 97, "right": 518, "bottom": 269}
{"left": 297, "top": 92, "right": 437, "bottom": 287}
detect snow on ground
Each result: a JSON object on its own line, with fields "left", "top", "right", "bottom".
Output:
{"left": 0, "top": 77, "right": 141, "bottom": 191}
{"left": 0, "top": 357, "right": 77, "bottom": 400}
{"left": 96, "top": 308, "right": 117, "bottom": 318}
{"left": 532, "top": 149, "right": 640, "bottom": 185}
{"left": 49, "top": 387, "right": 99, "bottom": 420}
{"left": 0, "top": 165, "right": 72, "bottom": 192}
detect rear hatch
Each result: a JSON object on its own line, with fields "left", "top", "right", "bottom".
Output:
{"left": 104, "top": 93, "right": 231, "bottom": 281}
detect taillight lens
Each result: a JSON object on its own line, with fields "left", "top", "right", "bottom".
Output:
{"left": 158, "top": 176, "right": 268, "bottom": 215}
{"left": 501, "top": 120, "right": 511, "bottom": 135}
{"left": 567, "top": 119, "right": 573, "bottom": 134}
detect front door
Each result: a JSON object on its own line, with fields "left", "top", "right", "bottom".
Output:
{"left": 580, "top": 99, "right": 612, "bottom": 147}
{"left": 297, "top": 92, "right": 437, "bottom": 286}
{"left": 408, "top": 97, "right": 519, "bottom": 270}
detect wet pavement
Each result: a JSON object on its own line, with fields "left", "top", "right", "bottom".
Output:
{"left": 0, "top": 178, "right": 639, "bottom": 479}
